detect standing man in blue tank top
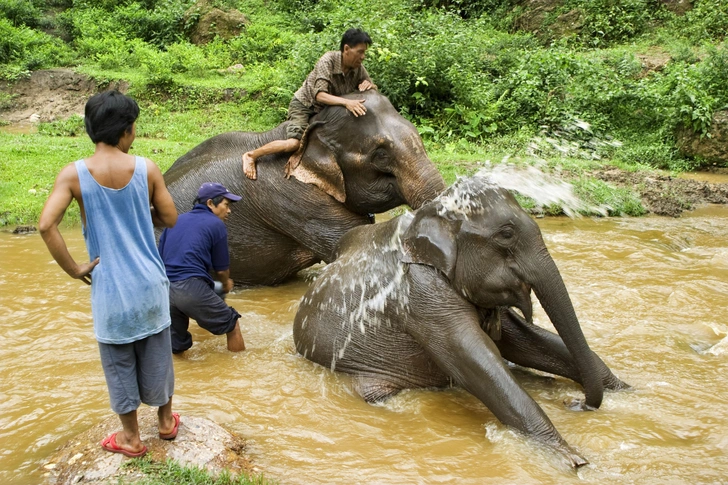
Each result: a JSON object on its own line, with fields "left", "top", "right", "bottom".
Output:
{"left": 158, "top": 182, "right": 246, "bottom": 354}
{"left": 39, "top": 90, "right": 180, "bottom": 458}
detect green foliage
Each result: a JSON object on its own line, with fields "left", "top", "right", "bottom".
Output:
{"left": 0, "top": 0, "right": 726, "bottom": 186}
{"left": 114, "top": 1, "right": 190, "bottom": 47}
{"left": 571, "top": 177, "right": 646, "bottom": 216}
{"left": 0, "top": 91, "right": 14, "bottom": 109}
{"left": 559, "top": 0, "right": 668, "bottom": 48}
{"left": 610, "top": 133, "right": 682, "bottom": 171}
{"left": 645, "top": 43, "right": 728, "bottom": 136}
{"left": 0, "top": 0, "right": 43, "bottom": 28}
{"left": 59, "top": 1, "right": 190, "bottom": 48}
{"left": 38, "top": 114, "right": 86, "bottom": 136}
{"left": 119, "top": 456, "right": 277, "bottom": 485}
{"left": 414, "top": 0, "right": 513, "bottom": 19}
{"left": 676, "top": 0, "right": 728, "bottom": 42}
{"left": 227, "top": 23, "right": 299, "bottom": 65}
{"left": 277, "top": 0, "right": 319, "bottom": 15}
{"left": 0, "top": 17, "right": 74, "bottom": 78}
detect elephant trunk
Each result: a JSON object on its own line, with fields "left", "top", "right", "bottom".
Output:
{"left": 531, "top": 249, "right": 604, "bottom": 410}
{"left": 396, "top": 156, "right": 446, "bottom": 209}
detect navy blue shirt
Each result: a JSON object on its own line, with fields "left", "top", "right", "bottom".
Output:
{"left": 158, "top": 204, "right": 230, "bottom": 285}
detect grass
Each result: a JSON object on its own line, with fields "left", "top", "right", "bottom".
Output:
{"left": 119, "top": 456, "right": 277, "bottom": 485}
{"left": 0, "top": 131, "right": 196, "bottom": 226}
{"left": 0, "top": 117, "right": 655, "bottom": 227}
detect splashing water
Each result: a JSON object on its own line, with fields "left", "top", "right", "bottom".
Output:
{"left": 527, "top": 117, "right": 623, "bottom": 161}
{"left": 471, "top": 117, "right": 622, "bottom": 217}
{"left": 304, "top": 214, "right": 414, "bottom": 371}
{"left": 702, "top": 324, "right": 728, "bottom": 355}
{"left": 474, "top": 163, "right": 609, "bottom": 218}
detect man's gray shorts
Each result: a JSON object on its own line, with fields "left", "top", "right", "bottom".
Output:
{"left": 98, "top": 327, "right": 174, "bottom": 415}
{"left": 169, "top": 278, "right": 241, "bottom": 354}
{"left": 286, "top": 97, "right": 315, "bottom": 140}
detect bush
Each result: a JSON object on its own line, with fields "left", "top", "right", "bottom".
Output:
{"left": 0, "top": 17, "right": 74, "bottom": 78}
{"left": 572, "top": 178, "right": 646, "bottom": 216}
{"left": 59, "top": 1, "right": 190, "bottom": 48}
{"left": 38, "top": 114, "right": 86, "bottom": 137}
{"left": 112, "top": 1, "right": 189, "bottom": 48}
{"left": 563, "top": 0, "right": 669, "bottom": 47}
{"left": 678, "top": 0, "right": 728, "bottom": 42}
{"left": 0, "top": 0, "right": 42, "bottom": 28}
{"left": 645, "top": 43, "right": 728, "bottom": 136}
{"left": 227, "top": 23, "right": 299, "bottom": 65}
{"left": 414, "top": 0, "right": 513, "bottom": 20}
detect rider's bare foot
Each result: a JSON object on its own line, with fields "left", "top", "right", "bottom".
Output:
{"left": 227, "top": 321, "right": 245, "bottom": 352}
{"left": 242, "top": 152, "right": 257, "bottom": 180}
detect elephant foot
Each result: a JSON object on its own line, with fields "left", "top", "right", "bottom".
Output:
{"left": 353, "top": 375, "right": 403, "bottom": 403}
{"left": 538, "top": 436, "right": 588, "bottom": 468}
{"left": 604, "top": 374, "right": 632, "bottom": 391}
{"left": 560, "top": 444, "right": 589, "bottom": 468}
{"left": 242, "top": 152, "right": 257, "bottom": 180}
{"left": 564, "top": 397, "right": 596, "bottom": 412}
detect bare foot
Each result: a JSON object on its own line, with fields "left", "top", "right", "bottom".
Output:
{"left": 227, "top": 320, "right": 245, "bottom": 352}
{"left": 242, "top": 152, "right": 257, "bottom": 180}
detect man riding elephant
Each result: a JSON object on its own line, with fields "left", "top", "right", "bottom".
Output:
{"left": 242, "top": 28, "right": 376, "bottom": 180}
{"left": 163, "top": 88, "right": 446, "bottom": 286}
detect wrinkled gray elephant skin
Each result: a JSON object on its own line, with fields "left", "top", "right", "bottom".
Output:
{"left": 293, "top": 175, "right": 629, "bottom": 467}
{"left": 163, "top": 90, "right": 445, "bottom": 286}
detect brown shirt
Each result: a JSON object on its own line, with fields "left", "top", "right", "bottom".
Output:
{"left": 293, "top": 51, "right": 372, "bottom": 113}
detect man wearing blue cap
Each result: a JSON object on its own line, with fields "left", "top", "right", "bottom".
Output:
{"left": 158, "top": 182, "right": 245, "bottom": 354}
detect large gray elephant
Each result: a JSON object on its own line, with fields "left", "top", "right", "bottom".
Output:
{"left": 163, "top": 90, "right": 445, "bottom": 286}
{"left": 293, "top": 175, "right": 629, "bottom": 467}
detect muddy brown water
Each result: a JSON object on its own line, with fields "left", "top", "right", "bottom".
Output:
{"left": 678, "top": 170, "right": 728, "bottom": 185}
{"left": 2, "top": 207, "right": 728, "bottom": 484}
{"left": 0, "top": 122, "right": 37, "bottom": 135}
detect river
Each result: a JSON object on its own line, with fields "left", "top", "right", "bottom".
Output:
{"left": 1, "top": 207, "right": 727, "bottom": 484}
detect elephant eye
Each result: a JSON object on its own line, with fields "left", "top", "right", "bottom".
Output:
{"left": 370, "top": 147, "right": 391, "bottom": 171}
{"left": 494, "top": 225, "right": 517, "bottom": 247}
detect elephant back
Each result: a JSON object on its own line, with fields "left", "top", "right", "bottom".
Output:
{"left": 164, "top": 125, "right": 289, "bottom": 186}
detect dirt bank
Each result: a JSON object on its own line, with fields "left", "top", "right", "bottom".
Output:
{"left": 592, "top": 167, "right": 728, "bottom": 217}
{"left": 0, "top": 69, "right": 127, "bottom": 124}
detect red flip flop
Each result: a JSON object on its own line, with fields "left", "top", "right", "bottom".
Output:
{"left": 100, "top": 433, "right": 147, "bottom": 458}
{"left": 159, "top": 412, "right": 181, "bottom": 440}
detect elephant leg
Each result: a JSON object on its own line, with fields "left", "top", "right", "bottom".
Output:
{"left": 496, "top": 309, "right": 630, "bottom": 391}
{"left": 403, "top": 265, "right": 588, "bottom": 467}
{"left": 353, "top": 375, "right": 405, "bottom": 403}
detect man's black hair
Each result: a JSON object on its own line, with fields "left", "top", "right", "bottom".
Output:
{"left": 340, "top": 28, "right": 372, "bottom": 51}
{"left": 84, "top": 90, "right": 140, "bottom": 146}
{"left": 194, "top": 195, "right": 226, "bottom": 208}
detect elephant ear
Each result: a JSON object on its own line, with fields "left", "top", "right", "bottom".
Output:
{"left": 401, "top": 204, "right": 459, "bottom": 281}
{"left": 285, "top": 121, "right": 346, "bottom": 203}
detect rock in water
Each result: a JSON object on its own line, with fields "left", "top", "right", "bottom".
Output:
{"left": 41, "top": 407, "right": 254, "bottom": 484}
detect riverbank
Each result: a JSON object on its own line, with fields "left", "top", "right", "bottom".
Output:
{"left": 3, "top": 126, "right": 728, "bottom": 227}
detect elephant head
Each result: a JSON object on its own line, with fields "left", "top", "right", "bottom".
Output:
{"left": 401, "top": 176, "right": 604, "bottom": 410}
{"left": 286, "top": 90, "right": 445, "bottom": 213}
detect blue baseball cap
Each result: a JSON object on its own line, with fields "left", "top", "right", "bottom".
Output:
{"left": 197, "top": 182, "right": 242, "bottom": 202}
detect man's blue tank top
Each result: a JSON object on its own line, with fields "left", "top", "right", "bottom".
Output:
{"left": 76, "top": 156, "right": 170, "bottom": 344}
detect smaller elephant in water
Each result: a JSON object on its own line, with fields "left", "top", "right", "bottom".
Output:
{"left": 293, "top": 175, "right": 629, "bottom": 467}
